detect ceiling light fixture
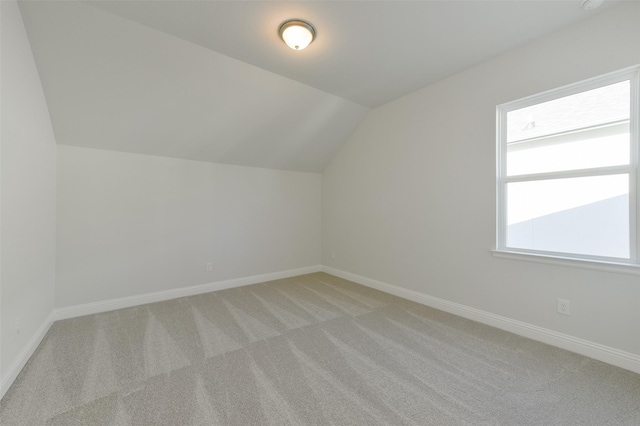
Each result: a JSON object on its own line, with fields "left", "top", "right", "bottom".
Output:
{"left": 580, "top": 0, "right": 604, "bottom": 10}
{"left": 278, "top": 19, "right": 316, "bottom": 51}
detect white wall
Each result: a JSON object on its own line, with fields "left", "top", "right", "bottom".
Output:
{"left": 56, "top": 145, "right": 321, "bottom": 308}
{"left": 323, "top": 2, "right": 640, "bottom": 357}
{"left": 1, "top": 0, "right": 57, "bottom": 383}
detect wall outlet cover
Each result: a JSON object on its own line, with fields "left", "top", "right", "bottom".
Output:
{"left": 557, "top": 298, "right": 571, "bottom": 316}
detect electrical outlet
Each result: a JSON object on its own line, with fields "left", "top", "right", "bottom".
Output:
{"left": 331, "top": 251, "right": 336, "bottom": 260}
{"left": 206, "top": 262, "right": 213, "bottom": 272}
{"left": 15, "top": 318, "right": 21, "bottom": 336}
{"left": 557, "top": 299, "right": 571, "bottom": 316}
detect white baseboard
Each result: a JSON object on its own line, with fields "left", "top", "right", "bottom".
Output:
{"left": 54, "top": 265, "right": 322, "bottom": 321}
{"left": 1, "top": 312, "right": 54, "bottom": 400}
{"left": 322, "top": 266, "right": 640, "bottom": 375}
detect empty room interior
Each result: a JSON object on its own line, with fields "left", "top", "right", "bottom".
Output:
{"left": 2, "top": 0, "right": 640, "bottom": 424}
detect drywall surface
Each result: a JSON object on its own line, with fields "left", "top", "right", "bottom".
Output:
{"left": 56, "top": 145, "right": 321, "bottom": 308}
{"left": 323, "top": 2, "right": 640, "bottom": 356}
{"left": 19, "top": 0, "right": 369, "bottom": 173}
{"left": 1, "top": 0, "right": 57, "bottom": 379}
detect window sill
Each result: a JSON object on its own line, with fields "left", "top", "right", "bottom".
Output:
{"left": 491, "top": 250, "right": 640, "bottom": 276}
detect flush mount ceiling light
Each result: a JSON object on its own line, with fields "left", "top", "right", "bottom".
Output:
{"left": 580, "top": 0, "right": 603, "bottom": 10}
{"left": 278, "top": 19, "right": 316, "bottom": 51}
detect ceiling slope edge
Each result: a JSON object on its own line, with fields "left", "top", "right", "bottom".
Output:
{"left": 19, "top": 0, "right": 370, "bottom": 173}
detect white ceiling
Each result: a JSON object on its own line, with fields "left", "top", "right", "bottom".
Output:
{"left": 18, "top": 1, "right": 619, "bottom": 172}
{"left": 86, "top": 0, "right": 620, "bottom": 108}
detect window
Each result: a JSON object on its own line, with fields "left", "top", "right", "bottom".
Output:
{"left": 496, "top": 66, "right": 639, "bottom": 267}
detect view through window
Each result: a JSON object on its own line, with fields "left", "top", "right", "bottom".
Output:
{"left": 497, "top": 67, "right": 639, "bottom": 263}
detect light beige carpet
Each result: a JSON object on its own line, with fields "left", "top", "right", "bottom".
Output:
{"left": 1, "top": 272, "right": 639, "bottom": 425}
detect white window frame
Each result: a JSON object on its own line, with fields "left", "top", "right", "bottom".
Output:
{"left": 495, "top": 66, "right": 640, "bottom": 273}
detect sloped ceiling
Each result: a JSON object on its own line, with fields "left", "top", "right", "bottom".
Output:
{"left": 18, "top": 1, "right": 618, "bottom": 172}
{"left": 19, "top": 1, "right": 369, "bottom": 172}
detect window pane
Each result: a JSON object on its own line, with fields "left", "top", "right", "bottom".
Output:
{"left": 506, "top": 175, "right": 629, "bottom": 258}
{"left": 507, "top": 123, "right": 629, "bottom": 176}
{"left": 507, "top": 80, "right": 630, "bottom": 143}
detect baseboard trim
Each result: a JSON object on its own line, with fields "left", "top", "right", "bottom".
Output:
{"left": 55, "top": 265, "right": 322, "bottom": 321}
{"left": 1, "top": 312, "right": 54, "bottom": 400}
{"left": 322, "top": 266, "right": 640, "bottom": 375}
